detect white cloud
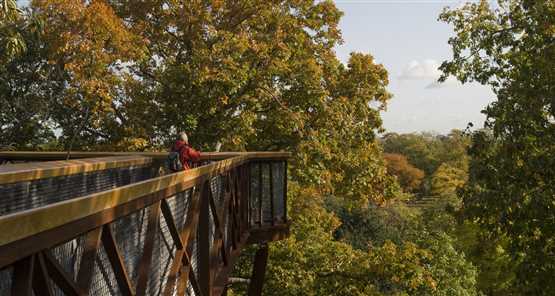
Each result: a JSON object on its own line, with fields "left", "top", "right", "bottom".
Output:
{"left": 398, "top": 59, "right": 462, "bottom": 89}
{"left": 398, "top": 59, "right": 442, "bottom": 80}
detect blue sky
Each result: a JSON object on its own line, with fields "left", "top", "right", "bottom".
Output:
{"left": 334, "top": 0, "right": 495, "bottom": 134}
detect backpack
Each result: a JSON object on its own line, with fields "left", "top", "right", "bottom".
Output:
{"left": 167, "top": 150, "right": 183, "bottom": 172}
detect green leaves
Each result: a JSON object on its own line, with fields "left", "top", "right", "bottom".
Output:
{"left": 441, "top": 0, "right": 555, "bottom": 293}
{"left": 0, "top": 0, "right": 24, "bottom": 61}
{"left": 430, "top": 163, "right": 467, "bottom": 198}
{"left": 0, "top": 0, "right": 19, "bottom": 22}
{"left": 234, "top": 184, "right": 475, "bottom": 296}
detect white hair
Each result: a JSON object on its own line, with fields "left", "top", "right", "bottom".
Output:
{"left": 179, "top": 132, "right": 188, "bottom": 143}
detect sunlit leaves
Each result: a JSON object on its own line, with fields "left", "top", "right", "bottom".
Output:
{"left": 430, "top": 163, "right": 467, "bottom": 198}
{"left": 0, "top": 0, "right": 24, "bottom": 60}
{"left": 24, "top": 0, "right": 147, "bottom": 149}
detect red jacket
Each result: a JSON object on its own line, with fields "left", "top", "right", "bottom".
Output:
{"left": 172, "top": 140, "right": 201, "bottom": 170}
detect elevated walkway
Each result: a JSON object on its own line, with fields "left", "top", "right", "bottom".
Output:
{"left": 0, "top": 151, "right": 290, "bottom": 296}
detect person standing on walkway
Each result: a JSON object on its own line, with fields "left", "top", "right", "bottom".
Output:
{"left": 167, "top": 132, "right": 201, "bottom": 172}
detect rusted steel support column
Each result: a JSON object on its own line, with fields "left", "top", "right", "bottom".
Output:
{"left": 33, "top": 253, "right": 54, "bottom": 296}
{"left": 137, "top": 200, "right": 162, "bottom": 296}
{"left": 258, "top": 163, "right": 263, "bottom": 227}
{"left": 244, "top": 164, "right": 250, "bottom": 229}
{"left": 247, "top": 243, "right": 269, "bottom": 296}
{"left": 101, "top": 224, "right": 134, "bottom": 296}
{"left": 76, "top": 227, "right": 103, "bottom": 293}
{"left": 199, "top": 181, "right": 212, "bottom": 296}
{"left": 268, "top": 162, "right": 274, "bottom": 225}
{"left": 283, "top": 160, "right": 288, "bottom": 223}
{"left": 238, "top": 166, "right": 246, "bottom": 239}
{"left": 11, "top": 255, "right": 34, "bottom": 296}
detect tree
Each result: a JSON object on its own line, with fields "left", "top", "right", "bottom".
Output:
{"left": 384, "top": 153, "right": 425, "bottom": 193}
{"left": 430, "top": 163, "right": 467, "bottom": 198}
{"left": 330, "top": 198, "right": 420, "bottom": 249}
{"left": 231, "top": 183, "right": 478, "bottom": 296}
{"left": 31, "top": 0, "right": 146, "bottom": 150}
{"left": 0, "top": 0, "right": 24, "bottom": 61}
{"left": 440, "top": 0, "right": 555, "bottom": 293}
{"left": 416, "top": 233, "right": 478, "bottom": 296}
{"left": 107, "top": 0, "right": 397, "bottom": 203}
{"left": 0, "top": 4, "right": 56, "bottom": 148}
{"left": 1, "top": 0, "right": 145, "bottom": 149}
{"left": 381, "top": 133, "right": 440, "bottom": 175}
{"left": 381, "top": 130, "right": 469, "bottom": 177}
{"left": 105, "top": 0, "right": 347, "bottom": 149}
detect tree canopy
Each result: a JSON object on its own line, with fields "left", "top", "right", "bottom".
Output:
{"left": 384, "top": 153, "right": 425, "bottom": 193}
{"left": 440, "top": 0, "right": 555, "bottom": 293}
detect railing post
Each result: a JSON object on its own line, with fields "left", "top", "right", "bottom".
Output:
{"left": 268, "top": 162, "right": 275, "bottom": 226}
{"left": 101, "top": 225, "right": 134, "bottom": 296}
{"left": 283, "top": 160, "right": 288, "bottom": 223}
{"left": 234, "top": 167, "right": 242, "bottom": 238}
{"left": 237, "top": 166, "right": 243, "bottom": 235}
{"left": 11, "top": 255, "right": 34, "bottom": 296}
{"left": 76, "top": 227, "right": 103, "bottom": 293}
{"left": 258, "top": 162, "right": 263, "bottom": 227}
{"left": 199, "top": 181, "right": 212, "bottom": 296}
{"left": 137, "top": 200, "right": 162, "bottom": 296}
{"left": 244, "top": 164, "right": 250, "bottom": 231}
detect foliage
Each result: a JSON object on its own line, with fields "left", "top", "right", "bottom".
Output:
{"left": 382, "top": 130, "right": 469, "bottom": 176}
{"left": 382, "top": 133, "right": 440, "bottom": 175}
{"left": 31, "top": 0, "right": 147, "bottom": 150}
{"left": 381, "top": 130, "right": 470, "bottom": 199}
{"left": 0, "top": 0, "right": 25, "bottom": 60}
{"left": 456, "top": 224, "right": 518, "bottom": 296}
{"left": 384, "top": 153, "right": 425, "bottom": 193}
{"left": 430, "top": 163, "right": 467, "bottom": 198}
{"left": 1, "top": 0, "right": 145, "bottom": 149}
{"left": 440, "top": 0, "right": 555, "bottom": 293}
{"left": 330, "top": 199, "right": 420, "bottom": 249}
{"left": 232, "top": 183, "right": 477, "bottom": 296}
{"left": 416, "top": 233, "right": 478, "bottom": 296}
{"left": 380, "top": 129, "right": 505, "bottom": 295}
{"left": 421, "top": 202, "right": 518, "bottom": 296}
{"left": 0, "top": 7, "right": 56, "bottom": 148}
{"left": 111, "top": 0, "right": 398, "bottom": 203}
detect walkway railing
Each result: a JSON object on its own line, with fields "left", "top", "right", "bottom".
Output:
{"left": 0, "top": 152, "right": 290, "bottom": 296}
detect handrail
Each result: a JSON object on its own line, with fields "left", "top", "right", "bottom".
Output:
{"left": 0, "top": 155, "right": 246, "bottom": 247}
{"left": 0, "top": 155, "right": 152, "bottom": 184}
{"left": 0, "top": 151, "right": 290, "bottom": 161}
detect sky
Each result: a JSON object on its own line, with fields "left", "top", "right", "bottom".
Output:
{"left": 333, "top": 0, "right": 496, "bottom": 134}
